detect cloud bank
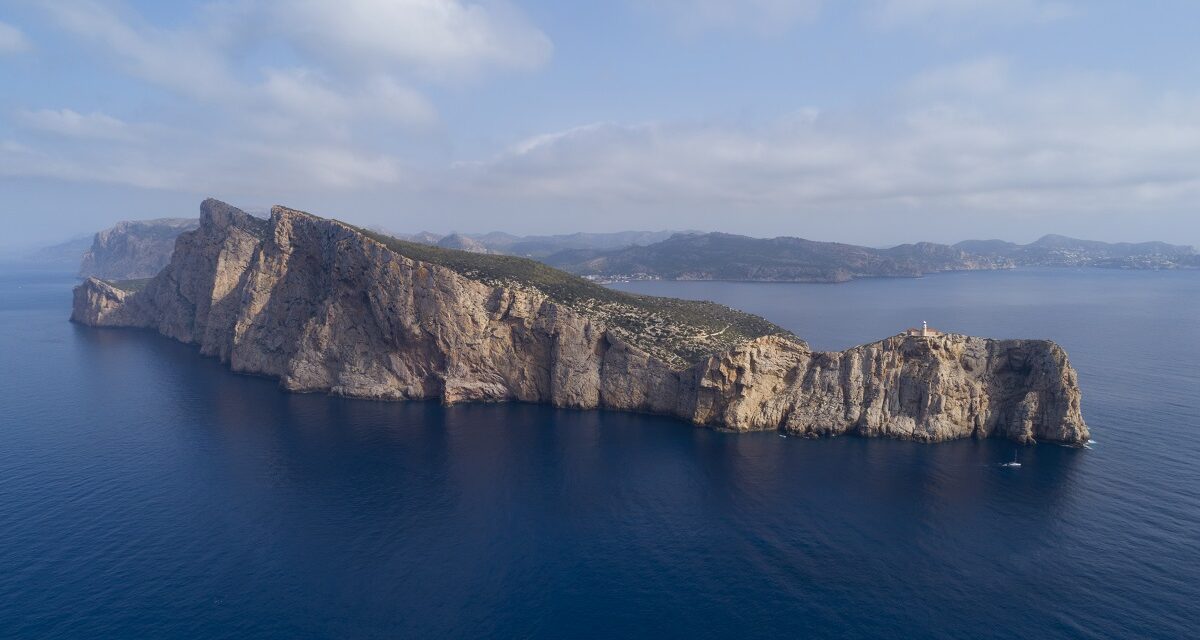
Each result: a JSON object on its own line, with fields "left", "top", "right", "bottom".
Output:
{"left": 3, "top": 0, "right": 551, "bottom": 191}
{"left": 1, "top": 0, "right": 1195, "bottom": 245}
{"left": 464, "top": 60, "right": 1200, "bottom": 226}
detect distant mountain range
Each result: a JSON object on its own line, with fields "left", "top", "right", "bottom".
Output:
{"left": 386, "top": 229, "right": 692, "bottom": 258}
{"left": 401, "top": 231, "right": 1198, "bottom": 283}
{"left": 952, "top": 234, "right": 1199, "bottom": 269}
{"left": 39, "top": 218, "right": 1200, "bottom": 282}
{"left": 540, "top": 233, "right": 1010, "bottom": 282}
{"left": 18, "top": 235, "right": 94, "bottom": 267}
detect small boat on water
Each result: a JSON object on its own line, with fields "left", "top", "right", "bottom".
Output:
{"left": 1001, "top": 451, "right": 1021, "bottom": 468}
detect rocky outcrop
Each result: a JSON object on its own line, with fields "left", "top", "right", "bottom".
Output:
{"left": 70, "top": 278, "right": 134, "bottom": 326}
{"left": 79, "top": 218, "right": 200, "bottom": 279}
{"left": 72, "top": 199, "right": 1088, "bottom": 445}
{"left": 691, "top": 334, "right": 1085, "bottom": 443}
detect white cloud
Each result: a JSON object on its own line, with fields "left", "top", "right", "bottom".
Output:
{"left": 634, "top": 0, "right": 824, "bottom": 34}
{"left": 462, "top": 67, "right": 1200, "bottom": 221}
{"left": 0, "top": 136, "right": 184, "bottom": 190}
{"left": 16, "top": 109, "right": 142, "bottom": 141}
{"left": 256, "top": 69, "right": 438, "bottom": 131}
{"left": 14, "top": 56, "right": 1197, "bottom": 230}
{"left": 867, "top": 0, "right": 1075, "bottom": 29}
{"left": 41, "top": 2, "right": 237, "bottom": 100}
{"left": 0, "top": 127, "right": 407, "bottom": 192}
{"left": 13, "top": 0, "right": 550, "bottom": 194}
{"left": 11, "top": 0, "right": 1191, "bottom": 244}
{"left": 272, "top": 0, "right": 552, "bottom": 77}
{"left": 36, "top": 0, "right": 548, "bottom": 126}
{"left": 241, "top": 143, "right": 406, "bottom": 189}
{"left": 0, "top": 20, "right": 30, "bottom": 53}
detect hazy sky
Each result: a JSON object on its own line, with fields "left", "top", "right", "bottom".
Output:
{"left": 2, "top": 0, "right": 1199, "bottom": 249}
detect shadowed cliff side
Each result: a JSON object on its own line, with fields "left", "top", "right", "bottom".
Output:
{"left": 72, "top": 199, "right": 1088, "bottom": 444}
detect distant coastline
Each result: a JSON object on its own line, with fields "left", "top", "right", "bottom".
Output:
{"left": 33, "top": 215, "right": 1199, "bottom": 284}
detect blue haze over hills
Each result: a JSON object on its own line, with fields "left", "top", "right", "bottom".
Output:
{"left": 38, "top": 213, "right": 1199, "bottom": 283}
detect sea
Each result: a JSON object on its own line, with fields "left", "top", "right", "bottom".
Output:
{"left": 1, "top": 267, "right": 1197, "bottom": 639}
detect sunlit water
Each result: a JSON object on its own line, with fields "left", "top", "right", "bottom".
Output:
{"left": 1, "top": 267, "right": 1197, "bottom": 638}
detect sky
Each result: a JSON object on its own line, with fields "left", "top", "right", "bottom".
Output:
{"left": 1, "top": 0, "right": 1199, "bottom": 250}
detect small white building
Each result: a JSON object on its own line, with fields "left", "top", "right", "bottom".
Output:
{"left": 905, "top": 320, "right": 943, "bottom": 337}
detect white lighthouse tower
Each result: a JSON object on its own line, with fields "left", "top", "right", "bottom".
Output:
{"left": 906, "top": 321, "right": 942, "bottom": 338}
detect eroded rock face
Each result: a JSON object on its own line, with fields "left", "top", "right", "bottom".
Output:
{"left": 79, "top": 218, "right": 200, "bottom": 279}
{"left": 71, "top": 199, "right": 1089, "bottom": 445}
{"left": 71, "top": 278, "right": 134, "bottom": 326}
{"left": 690, "top": 334, "right": 1086, "bottom": 442}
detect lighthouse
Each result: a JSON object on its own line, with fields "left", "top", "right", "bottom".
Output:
{"left": 905, "top": 321, "right": 943, "bottom": 338}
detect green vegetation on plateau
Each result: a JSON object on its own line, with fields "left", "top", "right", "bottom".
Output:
{"left": 352, "top": 225, "right": 794, "bottom": 367}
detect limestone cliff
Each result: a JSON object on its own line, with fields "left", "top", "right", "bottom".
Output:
{"left": 72, "top": 199, "right": 1088, "bottom": 444}
{"left": 79, "top": 218, "right": 200, "bottom": 280}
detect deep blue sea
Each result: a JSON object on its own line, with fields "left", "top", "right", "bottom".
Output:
{"left": 1, "top": 267, "right": 1197, "bottom": 639}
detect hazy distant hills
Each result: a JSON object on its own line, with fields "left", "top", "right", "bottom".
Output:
{"left": 398, "top": 230, "right": 1196, "bottom": 282}
{"left": 36, "top": 218, "right": 1200, "bottom": 282}
{"left": 539, "top": 233, "right": 1012, "bottom": 282}
{"left": 393, "top": 229, "right": 690, "bottom": 258}
{"left": 954, "top": 234, "right": 1197, "bottom": 269}
{"left": 540, "top": 232, "right": 1197, "bottom": 282}
{"left": 18, "top": 235, "right": 93, "bottom": 267}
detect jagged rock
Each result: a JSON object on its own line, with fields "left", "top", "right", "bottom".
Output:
{"left": 70, "top": 278, "right": 133, "bottom": 326}
{"left": 72, "top": 199, "right": 1089, "bottom": 445}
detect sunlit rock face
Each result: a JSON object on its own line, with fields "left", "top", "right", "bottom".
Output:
{"left": 73, "top": 198, "right": 1088, "bottom": 445}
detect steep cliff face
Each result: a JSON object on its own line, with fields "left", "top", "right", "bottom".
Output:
{"left": 691, "top": 334, "right": 1085, "bottom": 443}
{"left": 72, "top": 199, "right": 1088, "bottom": 444}
{"left": 79, "top": 218, "right": 200, "bottom": 279}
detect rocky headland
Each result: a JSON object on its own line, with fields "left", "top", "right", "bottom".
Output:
{"left": 79, "top": 218, "right": 200, "bottom": 280}
{"left": 72, "top": 199, "right": 1089, "bottom": 444}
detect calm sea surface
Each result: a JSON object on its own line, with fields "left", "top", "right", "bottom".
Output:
{"left": 1, "top": 267, "right": 1197, "bottom": 639}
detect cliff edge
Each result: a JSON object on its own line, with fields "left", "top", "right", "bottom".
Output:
{"left": 72, "top": 199, "right": 1088, "bottom": 444}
